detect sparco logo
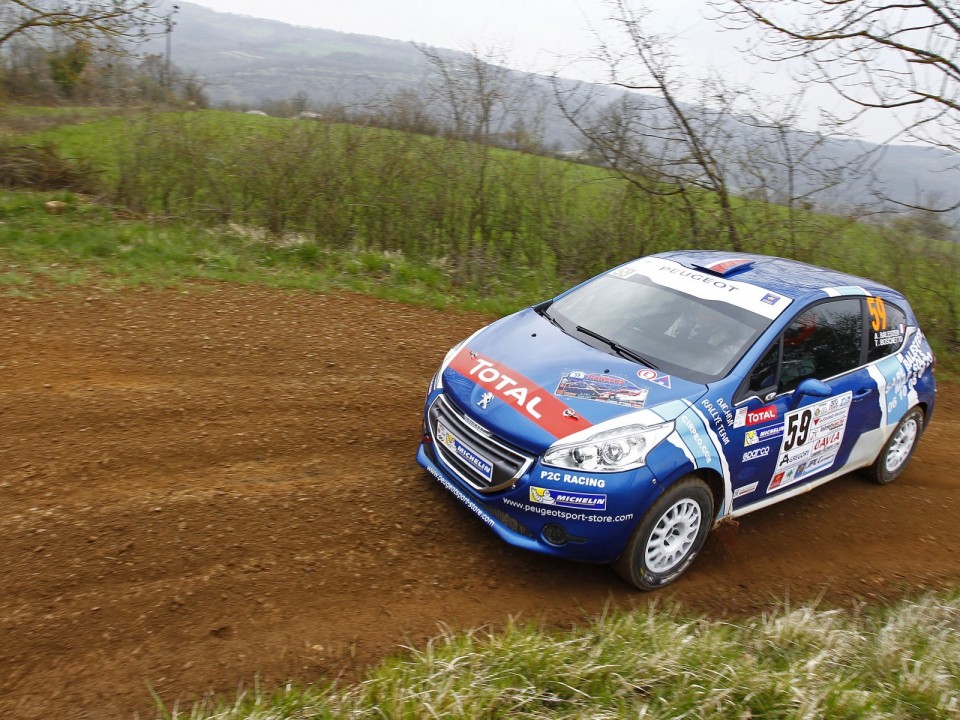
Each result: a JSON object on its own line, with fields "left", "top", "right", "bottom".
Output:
{"left": 742, "top": 446, "right": 770, "bottom": 463}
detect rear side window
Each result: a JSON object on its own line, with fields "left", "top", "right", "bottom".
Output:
{"left": 866, "top": 297, "right": 907, "bottom": 362}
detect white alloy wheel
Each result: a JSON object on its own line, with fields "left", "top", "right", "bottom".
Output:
{"left": 870, "top": 406, "right": 924, "bottom": 485}
{"left": 643, "top": 498, "right": 703, "bottom": 574}
{"left": 884, "top": 414, "right": 919, "bottom": 475}
{"left": 613, "top": 476, "right": 714, "bottom": 590}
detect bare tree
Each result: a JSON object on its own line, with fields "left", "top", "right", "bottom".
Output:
{"left": 416, "top": 44, "right": 541, "bottom": 146}
{"left": 729, "top": 90, "right": 862, "bottom": 257}
{"left": 414, "top": 44, "right": 551, "bottom": 282}
{"left": 713, "top": 1, "right": 959, "bottom": 181}
{"left": 558, "top": 1, "right": 746, "bottom": 249}
{"left": 0, "top": 0, "right": 166, "bottom": 51}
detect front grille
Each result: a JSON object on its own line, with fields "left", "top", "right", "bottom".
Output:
{"left": 428, "top": 394, "right": 533, "bottom": 493}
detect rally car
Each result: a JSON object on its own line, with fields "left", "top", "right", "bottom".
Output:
{"left": 416, "top": 251, "right": 936, "bottom": 590}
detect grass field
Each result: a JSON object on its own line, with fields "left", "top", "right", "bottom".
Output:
{"left": 10, "top": 108, "right": 955, "bottom": 363}
{"left": 163, "top": 592, "right": 960, "bottom": 719}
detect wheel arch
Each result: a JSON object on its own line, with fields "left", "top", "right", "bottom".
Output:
{"left": 692, "top": 468, "right": 726, "bottom": 522}
{"left": 653, "top": 466, "right": 726, "bottom": 523}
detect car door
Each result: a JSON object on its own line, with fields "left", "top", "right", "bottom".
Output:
{"left": 728, "top": 297, "right": 878, "bottom": 507}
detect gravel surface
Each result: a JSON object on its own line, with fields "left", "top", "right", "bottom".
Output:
{"left": 2, "top": 284, "right": 958, "bottom": 719}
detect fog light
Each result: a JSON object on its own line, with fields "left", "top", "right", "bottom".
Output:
{"left": 542, "top": 523, "right": 568, "bottom": 546}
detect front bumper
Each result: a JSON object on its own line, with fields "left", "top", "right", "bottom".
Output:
{"left": 417, "top": 398, "right": 662, "bottom": 564}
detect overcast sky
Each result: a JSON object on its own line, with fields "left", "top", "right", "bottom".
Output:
{"left": 185, "top": 0, "right": 894, "bottom": 143}
{"left": 187, "top": 0, "right": 746, "bottom": 80}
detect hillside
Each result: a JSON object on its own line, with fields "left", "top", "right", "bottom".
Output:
{"left": 145, "top": 2, "right": 960, "bottom": 216}
{"left": 150, "top": 1, "right": 428, "bottom": 106}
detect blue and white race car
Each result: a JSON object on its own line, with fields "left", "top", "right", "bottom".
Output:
{"left": 416, "top": 251, "right": 937, "bottom": 590}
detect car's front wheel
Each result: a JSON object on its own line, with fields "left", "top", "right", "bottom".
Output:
{"left": 613, "top": 476, "right": 713, "bottom": 590}
{"left": 869, "top": 406, "right": 924, "bottom": 485}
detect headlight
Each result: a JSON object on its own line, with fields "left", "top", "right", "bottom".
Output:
{"left": 542, "top": 422, "right": 674, "bottom": 473}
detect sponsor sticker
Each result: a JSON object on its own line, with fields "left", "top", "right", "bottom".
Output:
{"left": 742, "top": 446, "right": 770, "bottom": 463}
{"left": 540, "top": 468, "right": 607, "bottom": 489}
{"left": 767, "top": 392, "right": 852, "bottom": 492}
{"left": 436, "top": 421, "right": 493, "bottom": 482}
{"left": 424, "top": 465, "right": 495, "bottom": 528}
{"left": 529, "top": 486, "right": 608, "bottom": 511}
{"left": 744, "top": 424, "right": 784, "bottom": 446}
{"left": 556, "top": 371, "right": 648, "bottom": 409}
{"left": 637, "top": 368, "right": 672, "bottom": 389}
{"left": 733, "top": 481, "right": 759, "bottom": 499}
{"left": 449, "top": 349, "right": 591, "bottom": 438}
{"left": 624, "top": 257, "right": 791, "bottom": 319}
{"left": 701, "top": 397, "right": 735, "bottom": 445}
{"left": 734, "top": 404, "right": 779, "bottom": 428}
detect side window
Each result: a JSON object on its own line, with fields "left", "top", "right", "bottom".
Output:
{"left": 747, "top": 340, "right": 780, "bottom": 398}
{"left": 867, "top": 297, "right": 907, "bottom": 362}
{"left": 780, "top": 298, "right": 863, "bottom": 392}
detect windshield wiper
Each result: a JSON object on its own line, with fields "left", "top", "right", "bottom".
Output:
{"left": 536, "top": 302, "right": 563, "bottom": 330}
{"left": 575, "top": 325, "right": 660, "bottom": 370}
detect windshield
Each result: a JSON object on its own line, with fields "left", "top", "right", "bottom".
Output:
{"left": 544, "top": 272, "right": 772, "bottom": 383}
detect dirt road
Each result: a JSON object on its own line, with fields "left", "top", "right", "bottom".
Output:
{"left": 1, "top": 285, "right": 958, "bottom": 719}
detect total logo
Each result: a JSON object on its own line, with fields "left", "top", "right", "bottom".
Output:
{"left": 449, "top": 349, "right": 593, "bottom": 438}
{"left": 734, "top": 404, "right": 779, "bottom": 428}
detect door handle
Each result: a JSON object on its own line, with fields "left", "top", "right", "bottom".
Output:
{"left": 853, "top": 387, "right": 872, "bottom": 401}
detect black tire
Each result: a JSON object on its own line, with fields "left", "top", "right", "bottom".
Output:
{"left": 613, "top": 476, "right": 714, "bottom": 591}
{"left": 869, "top": 406, "right": 924, "bottom": 485}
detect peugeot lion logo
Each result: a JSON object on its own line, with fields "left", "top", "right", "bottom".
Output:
{"left": 477, "top": 392, "right": 494, "bottom": 410}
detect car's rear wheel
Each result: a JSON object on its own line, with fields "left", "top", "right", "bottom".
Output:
{"left": 869, "top": 406, "right": 924, "bottom": 484}
{"left": 613, "top": 476, "right": 713, "bottom": 590}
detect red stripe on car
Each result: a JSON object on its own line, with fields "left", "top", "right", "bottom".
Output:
{"left": 449, "top": 348, "right": 591, "bottom": 438}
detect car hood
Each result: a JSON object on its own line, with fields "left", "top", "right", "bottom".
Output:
{"left": 441, "top": 308, "right": 708, "bottom": 453}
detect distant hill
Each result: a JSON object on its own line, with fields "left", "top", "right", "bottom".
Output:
{"left": 147, "top": 1, "right": 959, "bottom": 222}
{"left": 149, "top": 2, "right": 431, "bottom": 106}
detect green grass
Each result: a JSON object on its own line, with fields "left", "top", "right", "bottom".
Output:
{"left": 5, "top": 107, "right": 959, "bottom": 364}
{"left": 158, "top": 591, "right": 960, "bottom": 719}
{"left": 3, "top": 181, "right": 956, "bottom": 374}
{"left": 0, "top": 190, "right": 559, "bottom": 315}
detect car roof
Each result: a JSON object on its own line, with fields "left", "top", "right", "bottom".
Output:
{"left": 655, "top": 250, "right": 908, "bottom": 305}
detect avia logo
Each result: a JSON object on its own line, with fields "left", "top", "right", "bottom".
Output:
{"left": 477, "top": 392, "right": 494, "bottom": 410}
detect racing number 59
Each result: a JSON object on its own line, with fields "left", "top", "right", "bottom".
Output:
{"left": 867, "top": 297, "right": 887, "bottom": 332}
{"left": 784, "top": 409, "right": 812, "bottom": 451}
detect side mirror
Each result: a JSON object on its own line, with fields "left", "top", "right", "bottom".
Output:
{"left": 793, "top": 378, "right": 832, "bottom": 406}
